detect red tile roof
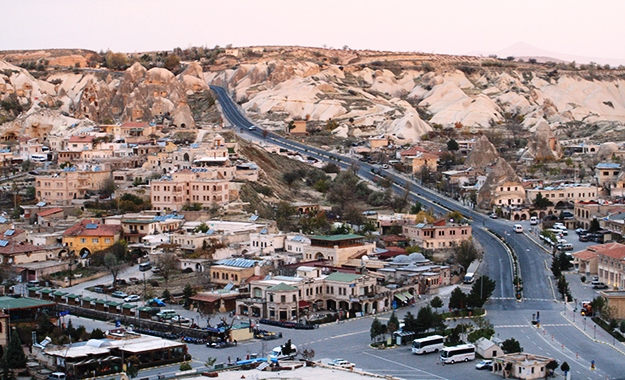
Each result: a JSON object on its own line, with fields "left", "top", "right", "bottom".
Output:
{"left": 572, "top": 250, "right": 597, "bottom": 260}
{"left": 63, "top": 220, "right": 121, "bottom": 237}
{"left": 0, "top": 241, "right": 41, "bottom": 255}
{"left": 37, "top": 208, "right": 64, "bottom": 217}
{"left": 121, "top": 122, "right": 148, "bottom": 128}
{"left": 588, "top": 242, "right": 625, "bottom": 260}
{"left": 68, "top": 135, "right": 94, "bottom": 143}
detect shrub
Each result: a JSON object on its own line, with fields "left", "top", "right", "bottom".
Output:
{"left": 179, "top": 362, "right": 192, "bottom": 371}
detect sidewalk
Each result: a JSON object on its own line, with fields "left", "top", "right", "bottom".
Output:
{"left": 560, "top": 301, "right": 625, "bottom": 355}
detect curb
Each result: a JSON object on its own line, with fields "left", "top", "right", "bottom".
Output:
{"left": 560, "top": 310, "right": 625, "bottom": 356}
{"left": 523, "top": 231, "right": 552, "bottom": 254}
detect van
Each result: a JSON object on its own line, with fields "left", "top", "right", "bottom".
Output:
{"left": 557, "top": 243, "right": 573, "bottom": 251}
{"left": 270, "top": 342, "right": 298, "bottom": 360}
{"left": 48, "top": 373, "right": 66, "bottom": 380}
{"left": 27, "top": 280, "right": 40, "bottom": 288}
{"left": 139, "top": 262, "right": 152, "bottom": 272}
{"left": 156, "top": 309, "right": 177, "bottom": 320}
{"left": 514, "top": 224, "right": 523, "bottom": 233}
{"left": 530, "top": 216, "right": 538, "bottom": 225}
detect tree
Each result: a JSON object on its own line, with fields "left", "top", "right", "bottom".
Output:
{"left": 415, "top": 305, "right": 436, "bottom": 333}
{"left": 262, "top": 129, "right": 269, "bottom": 140}
{"left": 126, "top": 355, "right": 140, "bottom": 378}
{"left": 591, "top": 296, "right": 606, "bottom": 316}
{"left": 388, "top": 311, "right": 400, "bottom": 335}
{"left": 430, "top": 296, "right": 444, "bottom": 312}
{"left": 99, "top": 177, "right": 116, "bottom": 198}
{"left": 163, "top": 54, "right": 180, "bottom": 71}
{"left": 4, "top": 330, "right": 26, "bottom": 368}
{"left": 104, "top": 253, "right": 123, "bottom": 287}
{"left": 90, "top": 328, "right": 105, "bottom": 339}
{"left": 453, "top": 240, "right": 481, "bottom": 271}
{"left": 155, "top": 252, "right": 177, "bottom": 284}
{"left": 589, "top": 218, "right": 601, "bottom": 233}
{"left": 282, "top": 171, "right": 300, "bottom": 189}
{"left": 370, "top": 318, "right": 384, "bottom": 342}
{"left": 105, "top": 51, "right": 128, "bottom": 70}
{"left": 410, "top": 201, "right": 422, "bottom": 214}
{"left": 501, "top": 337, "right": 522, "bottom": 353}
{"left": 467, "top": 276, "right": 496, "bottom": 308}
{"left": 557, "top": 275, "right": 570, "bottom": 300}
{"left": 402, "top": 311, "right": 417, "bottom": 333}
{"left": 533, "top": 192, "right": 553, "bottom": 209}
{"left": 558, "top": 252, "right": 573, "bottom": 271}
{"left": 447, "top": 138, "right": 459, "bottom": 152}
{"left": 182, "top": 283, "right": 195, "bottom": 309}
{"left": 551, "top": 255, "right": 562, "bottom": 278}
{"left": 546, "top": 360, "right": 558, "bottom": 376}
{"left": 448, "top": 287, "right": 467, "bottom": 310}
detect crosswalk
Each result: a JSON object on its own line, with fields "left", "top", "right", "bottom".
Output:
{"left": 495, "top": 323, "right": 571, "bottom": 328}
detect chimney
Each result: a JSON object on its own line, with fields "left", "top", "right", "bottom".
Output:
{"left": 254, "top": 262, "right": 260, "bottom": 277}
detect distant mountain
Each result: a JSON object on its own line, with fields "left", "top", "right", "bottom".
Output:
{"left": 470, "top": 42, "right": 625, "bottom": 67}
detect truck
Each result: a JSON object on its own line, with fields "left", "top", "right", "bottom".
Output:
{"left": 270, "top": 340, "right": 297, "bottom": 360}
{"left": 464, "top": 260, "right": 480, "bottom": 284}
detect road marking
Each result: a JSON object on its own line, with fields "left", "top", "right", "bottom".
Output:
{"left": 331, "top": 330, "right": 369, "bottom": 339}
{"left": 361, "top": 351, "right": 448, "bottom": 380}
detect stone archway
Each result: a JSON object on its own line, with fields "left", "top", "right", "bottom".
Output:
{"left": 326, "top": 299, "right": 336, "bottom": 311}
{"left": 314, "top": 252, "right": 324, "bottom": 260}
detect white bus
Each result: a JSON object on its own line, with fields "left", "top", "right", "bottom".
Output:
{"left": 440, "top": 344, "right": 475, "bottom": 364}
{"left": 30, "top": 154, "right": 48, "bottom": 162}
{"left": 412, "top": 335, "right": 445, "bottom": 354}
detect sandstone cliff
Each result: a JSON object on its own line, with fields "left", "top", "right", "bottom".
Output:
{"left": 477, "top": 157, "right": 524, "bottom": 210}
{"left": 520, "top": 120, "right": 563, "bottom": 161}
{"left": 465, "top": 135, "right": 500, "bottom": 171}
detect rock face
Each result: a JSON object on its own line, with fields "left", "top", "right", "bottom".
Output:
{"left": 465, "top": 135, "right": 500, "bottom": 171}
{"left": 521, "top": 120, "right": 563, "bottom": 161}
{"left": 3, "top": 47, "right": 625, "bottom": 143}
{"left": 477, "top": 158, "right": 524, "bottom": 210}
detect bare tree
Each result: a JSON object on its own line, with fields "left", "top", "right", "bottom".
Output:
{"left": 104, "top": 253, "right": 124, "bottom": 287}
{"left": 155, "top": 251, "right": 178, "bottom": 285}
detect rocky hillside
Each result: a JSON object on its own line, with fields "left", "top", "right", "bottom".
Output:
{"left": 1, "top": 46, "right": 625, "bottom": 144}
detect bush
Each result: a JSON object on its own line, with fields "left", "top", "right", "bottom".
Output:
{"left": 179, "top": 362, "right": 192, "bottom": 371}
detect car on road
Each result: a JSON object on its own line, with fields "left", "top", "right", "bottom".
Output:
{"left": 475, "top": 360, "right": 492, "bottom": 370}
{"left": 489, "top": 213, "right": 498, "bottom": 219}
{"left": 170, "top": 315, "right": 191, "bottom": 325}
{"left": 328, "top": 359, "right": 355, "bottom": 369}
{"left": 124, "top": 295, "right": 141, "bottom": 302}
{"left": 248, "top": 125, "right": 256, "bottom": 131}
{"left": 575, "top": 228, "right": 588, "bottom": 235}
{"left": 579, "top": 234, "right": 590, "bottom": 242}
{"left": 592, "top": 281, "right": 608, "bottom": 289}
{"left": 111, "top": 291, "right": 128, "bottom": 299}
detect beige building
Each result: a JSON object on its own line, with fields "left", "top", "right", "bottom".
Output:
{"left": 492, "top": 181, "right": 526, "bottom": 208}
{"left": 289, "top": 120, "right": 307, "bottom": 135}
{"left": 150, "top": 169, "right": 232, "bottom": 211}
{"left": 237, "top": 269, "right": 386, "bottom": 320}
{"left": 574, "top": 201, "right": 625, "bottom": 230}
{"left": 595, "top": 162, "right": 621, "bottom": 187}
{"left": 492, "top": 353, "right": 554, "bottom": 379}
{"left": 66, "top": 135, "right": 94, "bottom": 152}
{"left": 600, "top": 290, "right": 625, "bottom": 320}
{"left": 400, "top": 147, "right": 438, "bottom": 175}
{"left": 35, "top": 169, "right": 112, "bottom": 205}
{"left": 302, "top": 234, "right": 375, "bottom": 266}
{"left": 368, "top": 137, "right": 389, "bottom": 149}
{"left": 526, "top": 183, "right": 598, "bottom": 206}
{"left": 402, "top": 219, "right": 472, "bottom": 250}
{"left": 209, "top": 258, "right": 259, "bottom": 287}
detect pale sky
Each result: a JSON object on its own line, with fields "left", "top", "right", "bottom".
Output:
{"left": 3, "top": 0, "right": 625, "bottom": 62}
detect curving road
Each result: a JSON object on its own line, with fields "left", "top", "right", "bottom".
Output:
{"left": 210, "top": 85, "right": 554, "bottom": 309}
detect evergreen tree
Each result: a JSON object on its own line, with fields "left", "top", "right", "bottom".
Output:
{"left": 467, "top": 276, "right": 496, "bottom": 308}
{"left": 589, "top": 218, "right": 600, "bottom": 233}
{"left": 558, "top": 252, "right": 573, "bottom": 271}
{"left": 403, "top": 312, "right": 417, "bottom": 333}
{"left": 415, "top": 305, "right": 435, "bottom": 333}
{"left": 370, "top": 318, "right": 383, "bottom": 341}
{"left": 551, "top": 255, "right": 562, "bottom": 278}
{"left": 388, "top": 311, "right": 400, "bottom": 334}
{"left": 430, "top": 296, "right": 444, "bottom": 312}
{"left": 448, "top": 287, "right": 467, "bottom": 310}
{"left": 182, "top": 283, "right": 195, "bottom": 308}
{"left": 5, "top": 330, "right": 26, "bottom": 368}
{"left": 501, "top": 337, "right": 523, "bottom": 353}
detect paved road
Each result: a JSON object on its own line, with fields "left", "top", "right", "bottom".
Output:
{"left": 209, "top": 85, "right": 625, "bottom": 379}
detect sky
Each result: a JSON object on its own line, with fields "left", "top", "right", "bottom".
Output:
{"left": 3, "top": 0, "right": 625, "bottom": 63}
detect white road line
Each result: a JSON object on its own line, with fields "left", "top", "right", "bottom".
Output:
{"left": 362, "top": 350, "right": 448, "bottom": 380}
{"left": 331, "top": 330, "right": 369, "bottom": 339}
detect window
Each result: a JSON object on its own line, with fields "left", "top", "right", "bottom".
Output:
{"left": 92, "top": 238, "right": 99, "bottom": 243}
{"left": 80, "top": 238, "right": 86, "bottom": 243}
{"left": 280, "top": 295, "right": 286, "bottom": 303}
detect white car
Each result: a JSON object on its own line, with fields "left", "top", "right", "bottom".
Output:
{"left": 475, "top": 360, "right": 492, "bottom": 370}
{"left": 170, "top": 315, "right": 191, "bottom": 325}
{"left": 328, "top": 359, "right": 354, "bottom": 369}
{"left": 124, "top": 295, "right": 141, "bottom": 302}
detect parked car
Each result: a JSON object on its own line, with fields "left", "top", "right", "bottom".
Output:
{"left": 170, "top": 315, "right": 191, "bottom": 325}
{"left": 475, "top": 360, "right": 493, "bottom": 370}
{"left": 575, "top": 228, "right": 588, "bottom": 236}
{"left": 592, "top": 281, "right": 608, "bottom": 289}
{"left": 579, "top": 234, "right": 590, "bottom": 242}
{"left": 489, "top": 213, "right": 498, "bottom": 219}
{"left": 124, "top": 295, "right": 141, "bottom": 302}
{"left": 148, "top": 297, "right": 167, "bottom": 307}
{"left": 111, "top": 291, "right": 128, "bottom": 299}
{"left": 328, "top": 359, "right": 355, "bottom": 369}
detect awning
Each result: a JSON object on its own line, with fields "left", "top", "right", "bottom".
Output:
{"left": 403, "top": 292, "right": 414, "bottom": 300}
{"left": 298, "top": 300, "right": 310, "bottom": 308}
{"left": 394, "top": 293, "right": 407, "bottom": 302}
